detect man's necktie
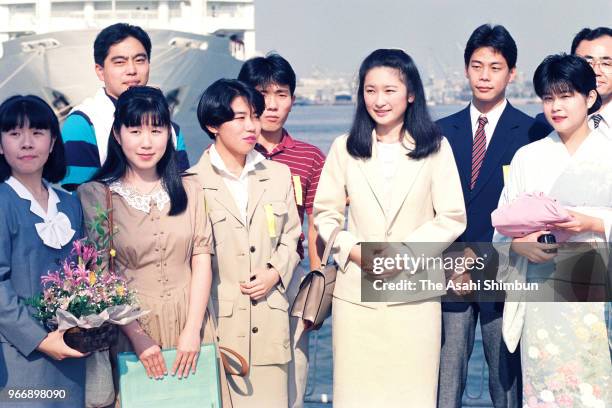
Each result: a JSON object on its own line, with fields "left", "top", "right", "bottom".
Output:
{"left": 591, "top": 114, "right": 603, "bottom": 129}
{"left": 471, "top": 115, "right": 488, "bottom": 190}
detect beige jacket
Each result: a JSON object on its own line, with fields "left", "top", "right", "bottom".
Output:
{"left": 313, "top": 133, "right": 467, "bottom": 307}
{"left": 190, "top": 150, "right": 301, "bottom": 366}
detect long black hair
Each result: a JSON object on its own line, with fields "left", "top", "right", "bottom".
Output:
{"left": 0, "top": 95, "right": 66, "bottom": 182}
{"left": 533, "top": 53, "right": 602, "bottom": 115}
{"left": 347, "top": 49, "right": 442, "bottom": 160}
{"left": 93, "top": 86, "right": 187, "bottom": 215}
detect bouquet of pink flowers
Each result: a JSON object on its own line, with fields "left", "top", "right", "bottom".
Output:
{"left": 28, "top": 239, "right": 136, "bottom": 324}
{"left": 27, "top": 206, "right": 147, "bottom": 353}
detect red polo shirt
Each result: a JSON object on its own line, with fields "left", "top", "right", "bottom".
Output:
{"left": 255, "top": 130, "right": 326, "bottom": 259}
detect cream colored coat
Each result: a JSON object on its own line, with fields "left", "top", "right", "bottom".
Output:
{"left": 190, "top": 150, "right": 302, "bottom": 366}
{"left": 314, "top": 132, "right": 467, "bottom": 307}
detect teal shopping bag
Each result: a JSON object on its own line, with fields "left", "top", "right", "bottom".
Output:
{"left": 118, "top": 344, "right": 222, "bottom": 408}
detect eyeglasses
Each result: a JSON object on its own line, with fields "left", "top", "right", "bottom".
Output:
{"left": 582, "top": 57, "right": 612, "bottom": 73}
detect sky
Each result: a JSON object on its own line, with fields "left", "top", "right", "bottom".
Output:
{"left": 255, "top": 0, "right": 612, "bottom": 80}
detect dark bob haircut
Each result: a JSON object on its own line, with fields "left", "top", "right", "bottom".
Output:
{"left": 94, "top": 86, "right": 188, "bottom": 216}
{"left": 238, "top": 53, "right": 297, "bottom": 95}
{"left": 0, "top": 95, "right": 66, "bottom": 183}
{"left": 571, "top": 27, "right": 612, "bottom": 55}
{"left": 94, "top": 23, "right": 152, "bottom": 66}
{"left": 347, "top": 49, "right": 442, "bottom": 160}
{"left": 464, "top": 24, "right": 518, "bottom": 69}
{"left": 197, "top": 79, "right": 265, "bottom": 139}
{"left": 533, "top": 53, "right": 602, "bottom": 115}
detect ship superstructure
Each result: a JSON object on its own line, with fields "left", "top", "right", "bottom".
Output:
{"left": 0, "top": 0, "right": 255, "bottom": 59}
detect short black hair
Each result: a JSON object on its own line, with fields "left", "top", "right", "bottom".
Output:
{"left": 197, "top": 79, "right": 265, "bottom": 140}
{"left": 95, "top": 86, "right": 188, "bottom": 216}
{"left": 464, "top": 24, "right": 518, "bottom": 69}
{"left": 237, "top": 53, "right": 297, "bottom": 95}
{"left": 0, "top": 95, "right": 65, "bottom": 183}
{"left": 571, "top": 27, "right": 612, "bottom": 54}
{"left": 94, "top": 23, "right": 152, "bottom": 66}
{"left": 533, "top": 53, "right": 602, "bottom": 115}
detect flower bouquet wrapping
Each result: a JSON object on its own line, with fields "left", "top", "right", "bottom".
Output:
{"left": 27, "top": 205, "right": 147, "bottom": 353}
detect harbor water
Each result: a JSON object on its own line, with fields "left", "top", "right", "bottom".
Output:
{"left": 183, "top": 103, "right": 543, "bottom": 407}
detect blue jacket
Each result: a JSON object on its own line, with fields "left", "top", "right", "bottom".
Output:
{"left": 437, "top": 103, "right": 550, "bottom": 244}
{"left": 0, "top": 183, "right": 85, "bottom": 407}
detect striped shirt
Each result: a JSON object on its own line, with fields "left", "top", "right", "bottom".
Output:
{"left": 255, "top": 130, "right": 326, "bottom": 259}
{"left": 60, "top": 89, "right": 189, "bottom": 191}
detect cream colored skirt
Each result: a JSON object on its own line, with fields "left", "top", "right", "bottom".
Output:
{"left": 332, "top": 297, "right": 441, "bottom": 407}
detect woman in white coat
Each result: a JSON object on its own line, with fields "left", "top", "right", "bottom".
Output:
{"left": 313, "top": 49, "right": 467, "bottom": 407}
{"left": 495, "top": 54, "right": 611, "bottom": 406}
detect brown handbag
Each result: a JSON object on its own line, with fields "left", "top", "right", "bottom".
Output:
{"left": 290, "top": 226, "right": 341, "bottom": 331}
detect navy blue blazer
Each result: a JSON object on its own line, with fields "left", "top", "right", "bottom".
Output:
{"left": 437, "top": 102, "right": 550, "bottom": 244}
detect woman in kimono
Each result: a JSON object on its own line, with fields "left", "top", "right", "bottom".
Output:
{"left": 0, "top": 95, "right": 87, "bottom": 407}
{"left": 495, "top": 54, "right": 612, "bottom": 406}
{"left": 78, "top": 87, "right": 216, "bottom": 396}
{"left": 190, "top": 79, "right": 302, "bottom": 406}
{"left": 313, "top": 49, "right": 466, "bottom": 407}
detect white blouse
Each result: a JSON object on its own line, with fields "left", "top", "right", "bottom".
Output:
{"left": 376, "top": 141, "right": 402, "bottom": 214}
{"left": 5, "top": 176, "right": 75, "bottom": 249}
{"left": 208, "top": 143, "right": 266, "bottom": 224}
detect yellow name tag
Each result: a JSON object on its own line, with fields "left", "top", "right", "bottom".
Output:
{"left": 502, "top": 165, "right": 510, "bottom": 185}
{"left": 264, "top": 204, "right": 277, "bottom": 238}
{"left": 292, "top": 175, "right": 303, "bottom": 206}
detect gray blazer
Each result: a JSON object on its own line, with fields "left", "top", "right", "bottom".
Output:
{"left": 0, "top": 182, "right": 85, "bottom": 407}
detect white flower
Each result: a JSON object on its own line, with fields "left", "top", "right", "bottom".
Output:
{"left": 583, "top": 313, "right": 598, "bottom": 326}
{"left": 528, "top": 346, "right": 540, "bottom": 359}
{"left": 545, "top": 343, "right": 560, "bottom": 355}
{"left": 540, "top": 390, "right": 555, "bottom": 402}
{"left": 536, "top": 329, "right": 548, "bottom": 339}
{"left": 579, "top": 383, "right": 593, "bottom": 395}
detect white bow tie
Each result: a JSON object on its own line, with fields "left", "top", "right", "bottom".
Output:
{"left": 35, "top": 212, "right": 76, "bottom": 249}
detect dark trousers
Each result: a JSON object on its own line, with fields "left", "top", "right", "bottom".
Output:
{"left": 438, "top": 302, "right": 521, "bottom": 408}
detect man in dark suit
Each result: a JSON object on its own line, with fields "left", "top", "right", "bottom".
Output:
{"left": 436, "top": 24, "right": 549, "bottom": 408}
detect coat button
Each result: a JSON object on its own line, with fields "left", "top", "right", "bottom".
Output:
{"left": 387, "top": 230, "right": 392, "bottom": 236}
{"left": 250, "top": 246, "right": 256, "bottom": 253}
{"left": 251, "top": 299, "right": 257, "bottom": 306}
{"left": 252, "top": 327, "right": 258, "bottom": 333}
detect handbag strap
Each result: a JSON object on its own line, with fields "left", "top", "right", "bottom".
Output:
{"left": 105, "top": 185, "right": 116, "bottom": 274}
{"left": 219, "top": 346, "right": 249, "bottom": 377}
{"left": 207, "top": 298, "right": 249, "bottom": 377}
{"left": 320, "top": 226, "right": 342, "bottom": 269}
